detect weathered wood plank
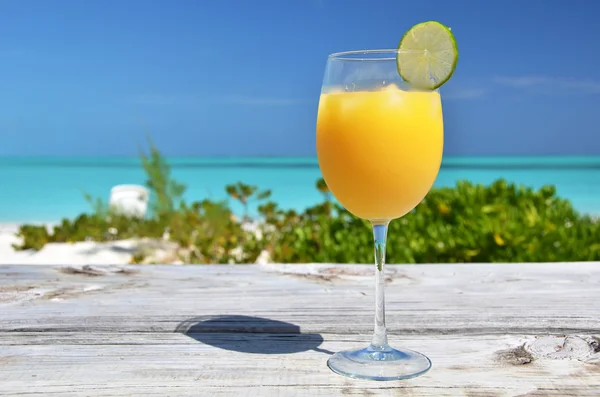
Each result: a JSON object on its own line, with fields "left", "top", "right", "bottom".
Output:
{"left": 1, "top": 263, "right": 599, "bottom": 334}
{"left": 1, "top": 263, "right": 599, "bottom": 396}
{"left": 1, "top": 333, "right": 599, "bottom": 396}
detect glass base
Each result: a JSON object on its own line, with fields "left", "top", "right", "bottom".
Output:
{"left": 327, "top": 345, "right": 431, "bottom": 381}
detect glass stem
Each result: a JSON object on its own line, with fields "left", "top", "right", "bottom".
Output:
{"left": 371, "top": 221, "right": 390, "bottom": 351}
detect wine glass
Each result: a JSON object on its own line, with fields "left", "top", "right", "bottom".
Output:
{"left": 316, "top": 49, "right": 443, "bottom": 380}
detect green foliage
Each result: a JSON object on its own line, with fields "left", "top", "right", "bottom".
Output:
{"left": 13, "top": 225, "right": 50, "bottom": 251}
{"left": 226, "top": 182, "right": 271, "bottom": 220}
{"left": 315, "top": 177, "right": 331, "bottom": 202}
{"left": 82, "top": 192, "right": 111, "bottom": 218}
{"left": 12, "top": 142, "right": 600, "bottom": 264}
{"left": 258, "top": 201, "right": 371, "bottom": 263}
{"left": 261, "top": 179, "right": 600, "bottom": 264}
{"left": 140, "top": 136, "right": 186, "bottom": 216}
{"left": 166, "top": 199, "right": 263, "bottom": 264}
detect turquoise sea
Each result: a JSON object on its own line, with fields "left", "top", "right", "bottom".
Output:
{"left": 0, "top": 156, "right": 599, "bottom": 222}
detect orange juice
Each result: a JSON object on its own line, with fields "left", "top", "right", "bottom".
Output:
{"left": 316, "top": 85, "right": 443, "bottom": 221}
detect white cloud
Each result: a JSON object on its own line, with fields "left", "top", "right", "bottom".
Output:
{"left": 560, "top": 80, "right": 600, "bottom": 93}
{"left": 492, "top": 76, "right": 550, "bottom": 87}
{"left": 494, "top": 75, "right": 600, "bottom": 93}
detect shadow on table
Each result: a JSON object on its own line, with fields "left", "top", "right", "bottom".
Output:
{"left": 175, "top": 315, "right": 333, "bottom": 355}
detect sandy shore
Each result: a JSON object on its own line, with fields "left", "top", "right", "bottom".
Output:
{"left": 0, "top": 223, "right": 268, "bottom": 265}
{"left": 0, "top": 223, "right": 181, "bottom": 265}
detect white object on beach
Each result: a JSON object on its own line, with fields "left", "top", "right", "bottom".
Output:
{"left": 109, "top": 185, "right": 149, "bottom": 218}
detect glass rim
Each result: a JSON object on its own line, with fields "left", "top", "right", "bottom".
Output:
{"left": 328, "top": 49, "right": 416, "bottom": 61}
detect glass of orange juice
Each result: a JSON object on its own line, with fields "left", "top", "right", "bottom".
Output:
{"left": 316, "top": 21, "right": 458, "bottom": 379}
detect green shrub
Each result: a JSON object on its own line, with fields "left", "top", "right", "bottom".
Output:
{"left": 166, "top": 199, "right": 263, "bottom": 264}
{"left": 12, "top": 143, "right": 600, "bottom": 264}
{"left": 258, "top": 179, "right": 600, "bottom": 264}
{"left": 13, "top": 225, "right": 50, "bottom": 251}
{"left": 140, "top": 136, "right": 186, "bottom": 216}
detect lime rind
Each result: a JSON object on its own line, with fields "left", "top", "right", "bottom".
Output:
{"left": 397, "top": 21, "right": 458, "bottom": 90}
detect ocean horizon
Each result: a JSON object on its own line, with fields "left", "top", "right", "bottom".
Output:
{"left": 1, "top": 155, "right": 599, "bottom": 223}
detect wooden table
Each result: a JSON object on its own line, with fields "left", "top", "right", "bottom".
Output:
{"left": 1, "top": 263, "right": 599, "bottom": 396}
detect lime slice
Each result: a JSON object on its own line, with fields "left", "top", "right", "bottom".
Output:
{"left": 397, "top": 21, "right": 458, "bottom": 90}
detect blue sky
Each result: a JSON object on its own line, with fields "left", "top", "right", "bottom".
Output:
{"left": 1, "top": 0, "right": 599, "bottom": 156}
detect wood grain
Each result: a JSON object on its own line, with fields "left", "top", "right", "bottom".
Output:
{"left": 1, "top": 263, "right": 599, "bottom": 396}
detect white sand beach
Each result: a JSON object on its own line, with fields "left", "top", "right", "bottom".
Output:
{"left": 0, "top": 222, "right": 269, "bottom": 265}
{"left": 0, "top": 223, "right": 181, "bottom": 265}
